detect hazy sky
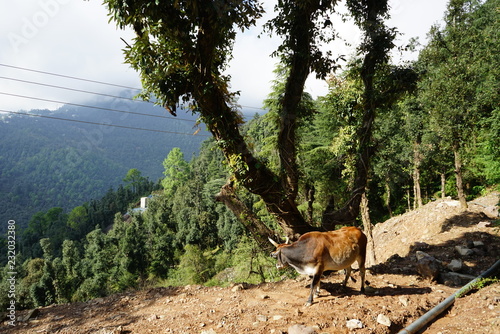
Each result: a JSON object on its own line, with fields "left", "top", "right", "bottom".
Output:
{"left": 0, "top": 0, "right": 449, "bottom": 113}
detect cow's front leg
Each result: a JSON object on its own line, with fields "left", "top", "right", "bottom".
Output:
{"left": 306, "top": 273, "right": 321, "bottom": 306}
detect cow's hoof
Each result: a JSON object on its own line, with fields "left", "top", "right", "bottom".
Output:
{"left": 304, "top": 302, "right": 313, "bottom": 307}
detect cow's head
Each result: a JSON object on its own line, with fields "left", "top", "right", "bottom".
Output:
{"left": 268, "top": 237, "right": 291, "bottom": 269}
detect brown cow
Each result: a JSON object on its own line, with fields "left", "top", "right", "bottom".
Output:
{"left": 269, "top": 226, "right": 367, "bottom": 306}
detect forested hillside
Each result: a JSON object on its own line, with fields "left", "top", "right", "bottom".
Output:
{"left": 0, "top": 0, "right": 498, "bottom": 318}
{"left": 0, "top": 99, "right": 207, "bottom": 233}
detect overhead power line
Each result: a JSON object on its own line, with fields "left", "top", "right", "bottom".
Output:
{"left": 0, "top": 63, "right": 141, "bottom": 91}
{"left": 0, "top": 76, "right": 142, "bottom": 103}
{"left": 0, "top": 110, "right": 210, "bottom": 137}
{"left": 0, "top": 91, "right": 198, "bottom": 123}
{"left": 0, "top": 63, "right": 268, "bottom": 111}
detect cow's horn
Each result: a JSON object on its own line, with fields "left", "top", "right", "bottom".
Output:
{"left": 268, "top": 237, "right": 280, "bottom": 247}
{"left": 285, "top": 237, "right": 290, "bottom": 244}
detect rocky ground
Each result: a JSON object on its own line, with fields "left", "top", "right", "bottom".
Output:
{"left": 3, "top": 193, "right": 500, "bottom": 334}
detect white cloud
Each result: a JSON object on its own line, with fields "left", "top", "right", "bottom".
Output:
{"left": 0, "top": 0, "right": 448, "bottom": 113}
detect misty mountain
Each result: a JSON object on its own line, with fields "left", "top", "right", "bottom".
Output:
{"left": 0, "top": 98, "right": 208, "bottom": 232}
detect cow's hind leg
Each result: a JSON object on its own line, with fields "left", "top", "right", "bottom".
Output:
{"left": 359, "top": 262, "right": 366, "bottom": 294}
{"left": 306, "top": 273, "right": 322, "bottom": 306}
{"left": 342, "top": 267, "right": 352, "bottom": 288}
{"left": 354, "top": 255, "right": 366, "bottom": 294}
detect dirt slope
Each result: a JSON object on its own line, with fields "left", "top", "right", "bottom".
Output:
{"left": 3, "top": 194, "right": 500, "bottom": 334}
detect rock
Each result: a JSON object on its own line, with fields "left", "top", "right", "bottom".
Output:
{"left": 455, "top": 245, "right": 474, "bottom": 256}
{"left": 231, "top": 284, "right": 244, "bottom": 292}
{"left": 472, "top": 248, "right": 486, "bottom": 256}
{"left": 18, "top": 308, "right": 40, "bottom": 322}
{"left": 377, "top": 314, "right": 392, "bottom": 327}
{"left": 256, "top": 314, "right": 268, "bottom": 322}
{"left": 483, "top": 206, "right": 498, "bottom": 218}
{"left": 346, "top": 319, "right": 364, "bottom": 329}
{"left": 399, "top": 296, "right": 410, "bottom": 307}
{"left": 416, "top": 252, "right": 440, "bottom": 280}
{"left": 447, "top": 259, "right": 463, "bottom": 272}
{"left": 441, "top": 272, "right": 476, "bottom": 286}
{"left": 272, "top": 315, "right": 284, "bottom": 321}
{"left": 288, "top": 324, "right": 317, "bottom": 334}
{"left": 416, "top": 251, "right": 433, "bottom": 261}
{"left": 477, "top": 221, "right": 492, "bottom": 228}
{"left": 473, "top": 241, "right": 485, "bottom": 248}
{"left": 113, "top": 326, "right": 124, "bottom": 334}
{"left": 437, "top": 200, "right": 460, "bottom": 208}
{"left": 147, "top": 314, "right": 159, "bottom": 321}
{"left": 201, "top": 329, "right": 217, "bottom": 334}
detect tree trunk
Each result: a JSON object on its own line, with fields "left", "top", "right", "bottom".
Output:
{"left": 361, "top": 192, "right": 377, "bottom": 266}
{"left": 412, "top": 142, "right": 423, "bottom": 208}
{"left": 214, "top": 181, "right": 275, "bottom": 251}
{"left": 193, "top": 71, "right": 314, "bottom": 238}
{"left": 441, "top": 171, "right": 446, "bottom": 198}
{"left": 413, "top": 168, "right": 423, "bottom": 208}
{"left": 278, "top": 5, "right": 314, "bottom": 203}
{"left": 407, "top": 188, "right": 411, "bottom": 212}
{"left": 305, "top": 183, "right": 315, "bottom": 224}
{"left": 384, "top": 177, "right": 393, "bottom": 217}
{"left": 453, "top": 144, "right": 468, "bottom": 210}
{"left": 322, "top": 0, "right": 393, "bottom": 231}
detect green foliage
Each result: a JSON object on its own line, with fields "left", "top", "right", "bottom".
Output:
{"left": 165, "top": 244, "right": 216, "bottom": 286}
{"left": 105, "top": 0, "right": 263, "bottom": 109}
{"left": 226, "top": 236, "right": 283, "bottom": 285}
{"left": 417, "top": 0, "right": 500, "bottom": 195}
{"left": 162, "top": 148, "right": 190, "bottom": 196}
{"left": 123, "top": 168, "right": 147, "bottom": 194}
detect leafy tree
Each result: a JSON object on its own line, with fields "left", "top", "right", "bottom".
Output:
{"left": 418, "top": 0, "right": 499, "bottom": 208}
{"left": 104, "top": 0, "right": 397, "bottom": 240}
{"left": 162, "top": 148, "right": 190, "bottom": 196}
{"left": 67, "top": 205, "right": 88, "bottom": 231}
{"left": 73, "top": 228, "right": 113, "bottom": 301}
{"left": 57, "top": 239, "right": 82, "bottom": 302}
{"left": 123, "top": 168, "right": 146, "bottom": 194}
{"left": 166, "top": 244, "right": 216, "bottom": 285}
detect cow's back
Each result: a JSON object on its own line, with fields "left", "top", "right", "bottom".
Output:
{"left": 321, "top": 227, "right": 367, "bottom": 271}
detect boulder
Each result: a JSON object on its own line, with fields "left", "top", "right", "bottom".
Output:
{"left": 455, "top": 245, "right": 474, "bottom": 256}
{"left": 447, "top": 259, "right": 463, "bottom": 272}
{"left": 416, "top": 251, "right": 440, "bottom": 280}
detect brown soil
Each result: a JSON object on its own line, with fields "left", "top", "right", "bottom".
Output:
{"left": 3, "top": 194, "right": 500, "bottom": 334}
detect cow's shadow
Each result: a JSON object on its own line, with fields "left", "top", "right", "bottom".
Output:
{"left": 302, "top": 272, "right": 433, "bottom": 298}
{"left": 319, "top": 281, "right": 432, "bottom": 298}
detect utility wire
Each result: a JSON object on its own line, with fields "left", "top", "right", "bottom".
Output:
{"left": 0, "top": 91, "right": 198, "bottom": 123}
{"left": 0, "top": 63, "right": 141, "bottom": 91}
{"left": 0, "top": 110, "right": 210, "bottom": 137}
{"left": 0, "top": 76, "right": 143, "bottom": 103}
{"left": 0, "top": 63, "right": 268, "bottom": 111}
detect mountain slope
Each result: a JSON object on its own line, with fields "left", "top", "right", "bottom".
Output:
{"left": 0, "top": 99, "right": 208, "bottom": 232}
